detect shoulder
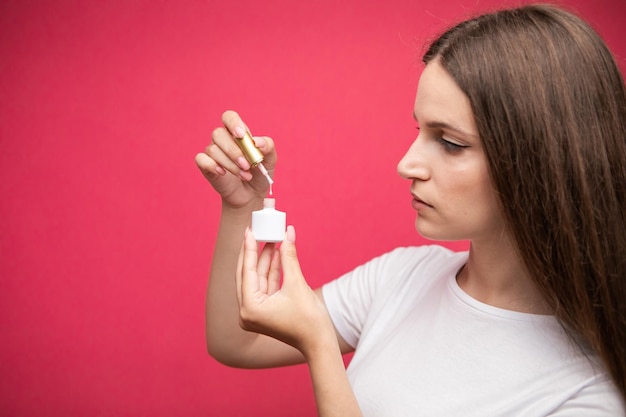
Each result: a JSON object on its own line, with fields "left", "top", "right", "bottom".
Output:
{"left": 378, "top": 245, "right": 466, "bottom": 284}
{"left": 371, "top": 244, "right": 463, "bottom": 271}
{"left": 323, "top": 244, "right": 466, "bottom": 303}
{"left": 321, "top": 245, "right": 466, "bottom": 348}
{"left": 549, "top": 375, "right": 625, "bottom": 416}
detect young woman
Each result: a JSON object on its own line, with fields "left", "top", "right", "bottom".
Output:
{"left": 195, "top": 4, "right": 626, "bottom": 416}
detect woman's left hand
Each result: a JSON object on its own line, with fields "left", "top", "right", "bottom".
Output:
{"left": 236, "top": 225, "right": 335, "bottom": 358}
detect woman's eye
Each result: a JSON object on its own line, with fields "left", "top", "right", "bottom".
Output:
{"left": 437, "top": 137, "right": 468, "bottom": 153}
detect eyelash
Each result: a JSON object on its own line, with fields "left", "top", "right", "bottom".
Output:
{"left": 416, "top": 126, "right": 468, "bottom": 153}
{"left": 437, "top": 137, "right": 467, "bottom": 153}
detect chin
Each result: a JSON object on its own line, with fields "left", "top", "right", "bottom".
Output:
{"left": 415, "top": 219, "right": 463, "bottom": 242}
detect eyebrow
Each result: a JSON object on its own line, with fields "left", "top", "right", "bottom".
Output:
{"left": 413, "top": 112, "right": 477, "bottom": 138}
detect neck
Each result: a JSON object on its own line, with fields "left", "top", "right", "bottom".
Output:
{"left": 457, "top": 236, "right": 552, "bottom": 315}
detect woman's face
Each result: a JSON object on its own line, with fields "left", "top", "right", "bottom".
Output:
{"left": 397, "top": 60, "right": 504, "bottom": 242}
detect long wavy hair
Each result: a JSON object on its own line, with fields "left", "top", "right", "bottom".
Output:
{"left": 423, "top": 4, "right": 626, "bottom": 399}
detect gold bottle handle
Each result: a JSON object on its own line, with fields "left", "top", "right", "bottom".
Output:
{"left": 235, "top": 131, "right": 264, "bottom": 167}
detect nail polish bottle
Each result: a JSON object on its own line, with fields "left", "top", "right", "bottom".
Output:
{"left": 251, "top": 198, "right": 286, "bottom": 242}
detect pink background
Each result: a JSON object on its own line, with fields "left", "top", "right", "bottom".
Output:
{"left": 1, "top": 0, "right": 624, "bottom": 415}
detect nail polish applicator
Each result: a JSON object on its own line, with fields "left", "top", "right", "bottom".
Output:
{"left": 235, "top": 131, "right": 273, "bottom": 186}
{"left": 235, "top": 130, "right": 285, "bottom": 241}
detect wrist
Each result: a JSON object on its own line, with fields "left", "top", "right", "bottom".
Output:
{"left": 301, "top": 326, "right": 342, "bottom": 364}
{"left": 221, "top": 197, "right": 263, "bottom": 217}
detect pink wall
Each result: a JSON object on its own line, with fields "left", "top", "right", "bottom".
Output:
{"left": 1, "top": 0, "right": 624, "bottom": 415}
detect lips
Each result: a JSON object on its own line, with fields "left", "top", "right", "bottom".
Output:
{"left": 411, "top": 193, "right": 433, "bottom": 209}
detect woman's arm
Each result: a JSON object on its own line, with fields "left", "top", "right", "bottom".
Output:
{"left": 196, "top": 110, "right": 353, "bottom": 368}
{"left": 306, "top": 332, "right": 363, "bottom": 417}
{"left": 196, "top": 110, "right": 304, "bottom": 367}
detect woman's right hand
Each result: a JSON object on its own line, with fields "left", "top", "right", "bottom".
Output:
{"left": 195, "top": 110, "right": 276, "bottom": 209}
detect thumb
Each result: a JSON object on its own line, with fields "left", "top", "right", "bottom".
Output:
{"left": 279, "top": 225, "right": 303, "bottom": 284}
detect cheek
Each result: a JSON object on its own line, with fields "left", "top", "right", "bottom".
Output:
{"left": 442, "top": 166, "right": 497, "bottom": 217}
{"left": 464, "top": 180, "right": 502, "bottom": 230}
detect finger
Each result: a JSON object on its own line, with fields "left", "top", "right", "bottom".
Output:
{"left": 211, "top": 126, "right": 253, "bottom": 174}
{"left": 221, "top": 111, "right": 277, "bottom": 180}
{"left": 221, "top": 110, "right": 249, "bottom": 140}
{"left": 205, "top": 135, "right": 253, "bottom": 181}
{"left": 251, "top": 135, "right": 277, "bottom": 169}
{"left": 267, "top": 247, "right": 281, "bottom": 294}
{"left": 279, "top": 225, "right": 304, "bottom": 286}
{"left": 241, "top": 227, "right": 261, "bottom": 303}
{"left": 194, "top": 152, "right": 226, "bottom": 178}
{"left": 222, "top": 110, "right": 278, "bottom": 168}
{"left": 220, "top": 111, "right": 255, "bottom": 171}
{"left": 257, "top": 242, "right": 277, "bottom": 293}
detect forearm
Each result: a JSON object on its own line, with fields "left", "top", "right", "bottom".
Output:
{"left": 206, "top": 200, "right": 261, "bottom": 362}
{"left": 305, "top": 334, "right": 363, "bottom": 417}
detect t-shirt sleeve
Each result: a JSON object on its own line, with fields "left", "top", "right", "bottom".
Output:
{"left": 321, "top": 246, "right": 428, "bottom": 348}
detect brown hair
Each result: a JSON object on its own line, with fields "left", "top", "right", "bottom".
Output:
{"left": 423, "top": 4, "right": 626, "bottom": 399}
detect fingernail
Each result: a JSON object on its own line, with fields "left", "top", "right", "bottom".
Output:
{"left": 237, "top": 156, "right": 251, "bottom": 171}
{"left": 285, "top": 225, "right": 296, "bottom": 243}
{"left": 253, "top": 136, "right": 266, "bottom": 148}
{"left": 215, "top": 166, "right": 226, "bottom": 176}
{"left": 234, "top": 126, "right": 246, "bottom": 138}
{"left": 239, "top": 171, "right": 253, "bottom": 181}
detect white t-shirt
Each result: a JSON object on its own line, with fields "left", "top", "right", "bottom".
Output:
{"left": 322, "top": 245, "right": 625, "bottom": 416}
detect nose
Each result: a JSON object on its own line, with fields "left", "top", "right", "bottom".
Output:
{"left": 397, "top": 135, "right": 430, "bottom": 180}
